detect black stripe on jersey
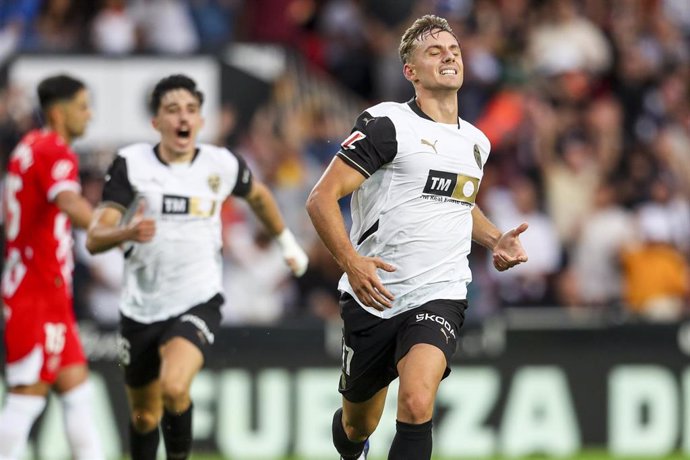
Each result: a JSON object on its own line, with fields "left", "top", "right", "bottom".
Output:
{"left": 407, "top": 98, "right": 461, "bottom": 129}
{"left": 229, "top": 151, "right": 252, "bottom": 197}
{"left": 336, "top": 110, "right": 397, "bottom": 177}
{"left": 102, "top": 155, "right": 135, "bottom": 210}
{"left": 356, "top": 219, "right": 379, "bottom": 246}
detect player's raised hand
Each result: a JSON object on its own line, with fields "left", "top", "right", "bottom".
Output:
{"left": 493, "top": 222, "right": 528, "bottom": 272}
{"left": 127, "top": 200, "right": 156, "bottom": 243}
{"left": 345, "top": 255, "right": 396, "bottom": 311}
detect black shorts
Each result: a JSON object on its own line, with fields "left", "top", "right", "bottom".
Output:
{"left": 117, "top": 293, "right": 224, "bottom": 388}
{"left": 339, "top": 293, "right": 467, "bottom": 403}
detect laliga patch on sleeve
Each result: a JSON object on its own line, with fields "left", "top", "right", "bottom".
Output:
{"left": 341, "top": 130, "right": 366, "bottom": 150}
{"left": 51, "top": 159, "right": 74, "bottom": 181}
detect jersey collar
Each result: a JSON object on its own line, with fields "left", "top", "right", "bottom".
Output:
{"left": 407, "top": 98, "right": 461, "bottom": 129}
{"left": 153, "top": 144, "right": 200, "bottom": 166}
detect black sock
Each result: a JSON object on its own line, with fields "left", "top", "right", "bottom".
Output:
{"left": 161, "top": 403, "right": 193, "bottom": 460}
{"left": 388, "top": 419, "right": 433, "bottom": 460}
{"left": 129, "top": 422, "right": 160, "bottom": 460}
{"left": 332, "top": 408, "right": 367, "bottom": 459}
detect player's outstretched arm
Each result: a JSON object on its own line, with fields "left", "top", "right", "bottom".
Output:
{"left": 471, "top": 205, "right": 528, "bottom": 272}
{"left": 243, "top": 180, "right": 309, "bottom": 277}
{"left": 55, "top": 189, "right": 93, "bottom": 230}
{"left": 492, "top": 223, "right": 529, "bottom": 271}
{"left": 86, "top": 203, "right": 156, "bottom": 254}
{"left": 306, "top": 157, "right": 395, "bottom": 310}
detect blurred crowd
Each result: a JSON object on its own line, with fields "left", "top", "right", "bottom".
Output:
{"left": 0, "top": 0, "right": 689, "bottom": 326}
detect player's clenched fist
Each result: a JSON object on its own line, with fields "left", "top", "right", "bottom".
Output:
{"left": 126, "top": 201, "right": 156, "bottom": 243}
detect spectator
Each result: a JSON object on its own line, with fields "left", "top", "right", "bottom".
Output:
{"left": 318, "top": 0, "right": 374, "bottom": 99}
{"left": 0, "top": 0, "right": 41, "bottom": 64}
{"left": 527, "top": 0, "right": 611, "bottom": 76}
{"left": 24, "top": 0, "right": 84, "bottom": 52}
{"left": 534, "top": 119, "right": 601, "bottom": 247}
{"left": 487, "top": 176, "right": 561, "bottom": 306}
{"left": 621, "top": 211, "right": 690, "bottom": 322}
{"left": 91, "top": 0, "right": 137, "bottom": 55}
{"left": 130, "top": 0, "right": 200, "bottom": 54}
{"left": 636, "top": 178, "right": 690, "bottom": 255}
{"left": 222, "top": 224, "right": 295, "bottom": 325}
{"left": 571, "top": 182, "right": 635, "bottom": 307}
{"left": 189, "top": 0, "right": 238, "bottom": 52}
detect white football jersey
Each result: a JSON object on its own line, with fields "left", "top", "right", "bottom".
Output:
{"left": 101, "top": 143, "right": 252, "bottom": 323}
{"left": 336, "top": 100, "right": 490, "bottom": 318}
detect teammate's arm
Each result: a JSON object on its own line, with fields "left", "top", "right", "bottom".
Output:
{"left": 306, "top": 157, "right": 396, "bottom": 310}
{"left": 471, "top": 205, "right": 529, "bottom": 272}
{"left": 55, "top": 189, "right": 93, "bottom": 229}
{"left": 86, "top": 204, "right": 155, "bottom": 254}
{"left": 243, "top": 180, "right": 287, "bottom": 236}
{"left": 243, "top": 179, "right": 309, "bottom": 276}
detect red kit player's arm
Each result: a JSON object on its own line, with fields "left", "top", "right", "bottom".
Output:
{"left": 55, "top": 189, "right": 93, "bottom": 229}
{"left": 35, "top": 137, "right": 92, "bottom": 228}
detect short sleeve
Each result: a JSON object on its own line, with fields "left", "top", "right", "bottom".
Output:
{"left": 36, "top": 145, "right": 80, "bottom": 202}
{"left": 102, "top": 155, "right": 136, "bottom": 211}
{"left": 336, "top": 111, "right": 398, "bottom": 178}
{"left": 230, "top": 151, "right": 253, "bottom": 197}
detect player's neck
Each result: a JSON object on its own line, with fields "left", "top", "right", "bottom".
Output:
{"left": 50, "top": 125, "right": 73, "bottom": 145}
{"left": 413, "top": 92, "right": 458, "bottom": 124}
{"left": 159, "top": 144, "right": 195, "bottom": 163}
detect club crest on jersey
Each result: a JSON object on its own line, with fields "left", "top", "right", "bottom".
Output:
{"left": 473, "top": 144, "right": 483, "bottom": 169}
{"left": 341, "top": 130, "right": 366, "bottom": 150}
{"left": 421, "top": 169, "right": 480, "bottom": 206}
{"left": 207, "top": 174, "right": 221, "bottom": 193}
{"left": 52, "top": 159, "right": 73, "bottom": 180}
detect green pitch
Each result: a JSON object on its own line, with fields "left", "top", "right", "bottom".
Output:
{"left": 180, "top": 452, "right": 686, "bottom": 460}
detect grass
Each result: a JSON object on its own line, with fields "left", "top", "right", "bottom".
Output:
{"left": 179, "top": 452, "right": 688, "bottom": 460}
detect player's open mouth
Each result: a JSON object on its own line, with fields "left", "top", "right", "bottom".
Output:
{"left": 440, "top": 69, "right": 457, "bottom": 75}
{"left": 177, "top": 128, "right": 190, "bottom": 139}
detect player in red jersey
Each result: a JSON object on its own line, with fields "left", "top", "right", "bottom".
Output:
{"left": 0, "top": 75, "right": 104, "bottom": 460}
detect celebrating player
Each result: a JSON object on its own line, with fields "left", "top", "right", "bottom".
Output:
{"left": 306, "top": 15, "right": 528, "bottom": 460}
{"left": 86, "top": 74, "right": 309, "bottom": 460}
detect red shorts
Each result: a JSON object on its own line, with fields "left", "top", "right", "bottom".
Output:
{"left": 3, "top": 290, "right": 86, "bottom": 386}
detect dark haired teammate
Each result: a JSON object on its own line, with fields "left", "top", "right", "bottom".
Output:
{"left": 307, "top": 15, "right": 528, "bottom": 460}
{"left": 86, "top": 74, "right": 309, "bottom": 460}
{"left": 0, "top": 75, "right": 104, "bottom": 459}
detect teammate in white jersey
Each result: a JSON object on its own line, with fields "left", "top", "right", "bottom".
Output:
{"left": 307, "top": 15, "right": 528, "bottom": 460}
{"left": 86, "top": 74, "right": 308, "bottom": 460}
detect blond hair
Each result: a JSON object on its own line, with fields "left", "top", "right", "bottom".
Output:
{"left": 399, "top": 15, "right": 457, "bottom": 64}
